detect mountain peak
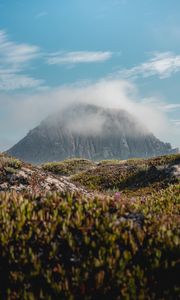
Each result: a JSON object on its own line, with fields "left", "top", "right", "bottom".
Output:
{"left": 7, "top": 103, "right": 177, "bottom": 164}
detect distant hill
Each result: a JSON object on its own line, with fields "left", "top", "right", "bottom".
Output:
{"left": 7, "top": 103, "right": 178, "bottom": 164}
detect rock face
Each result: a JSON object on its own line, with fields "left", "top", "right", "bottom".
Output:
{"left": 7, "top": 104, "right": 177, "bottom": 164}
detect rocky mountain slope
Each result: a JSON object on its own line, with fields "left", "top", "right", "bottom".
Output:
{"left": 7, "top": 104, "right": 178, "bottom": 164}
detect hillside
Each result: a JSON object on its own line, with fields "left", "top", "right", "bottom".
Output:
{"left": 7, "top": 104, "right": 177, "bottom": 164}
{"left": 72, "top": 154, "right": 180, "bottom": 196}
{"left": 1, "top": 153, "right": 179, "bottom": 196}
{"left": 0, "top": 153, "right": 88, "bottom": 195}
{"left": 0, "top": 153, "right": 179, "bottom": 299}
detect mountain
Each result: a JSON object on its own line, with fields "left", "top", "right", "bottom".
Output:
{"left": 7, "top": 103, "right": 178, "bottom": 164}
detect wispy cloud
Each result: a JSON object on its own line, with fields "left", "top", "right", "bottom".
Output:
{"left": 0, "top": 29, "right": 43, "bottom": 90}
{"left": 171, "top": 119, "right": 180, "bottom": 126}
{"left": 35, "top": 11, "right": 48, "bottom": 19}
{"left": 0, "top": 72, "right": 43, "bottom": 91}
{"left": 160, "top": 103, "right": 180, "bottom": 112}
{"left": 118, "top": 52, "right": 180, "bottom": 79}
{"left": 47, "top": 51, "right": 113, "bottom": 66}
{"left": 0, "top": 30, "right": 39, "bottom": 67}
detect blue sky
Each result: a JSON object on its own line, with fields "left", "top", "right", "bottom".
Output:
{"left": 0, "top": 0, "right": 180, "bottom": 150}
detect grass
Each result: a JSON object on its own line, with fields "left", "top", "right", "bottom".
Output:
{"left": 0, "top": 184, "right": 179, "bottom": 299}
{"left": 42, "top": 158, "right": 96, "bottom": 176}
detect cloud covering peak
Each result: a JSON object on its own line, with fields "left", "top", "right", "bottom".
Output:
{"left": 0, "top": 78, "right": 179, "bottom": 151}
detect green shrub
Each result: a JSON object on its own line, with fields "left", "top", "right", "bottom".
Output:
{"left": 0, "top": 154, "right": 22, "bottom": 170}
{"left": 4, "top": 166, "right": 18, "bottom": 174}
{"left": 0, "top": 184, "right": 179, "bottom": 299}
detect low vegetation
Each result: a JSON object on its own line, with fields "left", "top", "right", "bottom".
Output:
{"left": 72, "top": 154, "right": 180, "bottom": 195}
{"left": 42, "top": 158, "right": 96, "bottom": 176}
{"left": 0, "top": 153, "right": 22, "bottom": 170}
{"left": 98, "top": 154, "right": 180, "bottom": 167}
{"left": 0, "top": 184, "right": 179, "bottom": 299}
{"left": 0, "top": 153, "right": 179, "bottom": 299}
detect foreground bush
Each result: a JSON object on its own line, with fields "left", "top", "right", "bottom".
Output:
{"left": 0, "top": 184, "right": 179, "bottom": 299}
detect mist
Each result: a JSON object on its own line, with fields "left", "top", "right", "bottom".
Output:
{"left": 0, "top": 78, "right": 179, "bottom": 150}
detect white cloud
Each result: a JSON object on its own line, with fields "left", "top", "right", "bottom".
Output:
{"left": 0, "top": 72, "right": 43, "bottom": 91}
{"left": 0, "top": 30, "right": 40, "bottom": 67}
{"left": 160, "top": 103, "right": 180, "bottom": 112}
{"left": 118, "top": 52, "right": 180, "bottom": 79}
{"left": 47, "top": 51, "right": 113, "bottom": 65}
{"left": 0, "top": 29, "right": 43, "bottom": 90}
{"left": 0, "top": 78, "right": 179, "bottom": 150}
